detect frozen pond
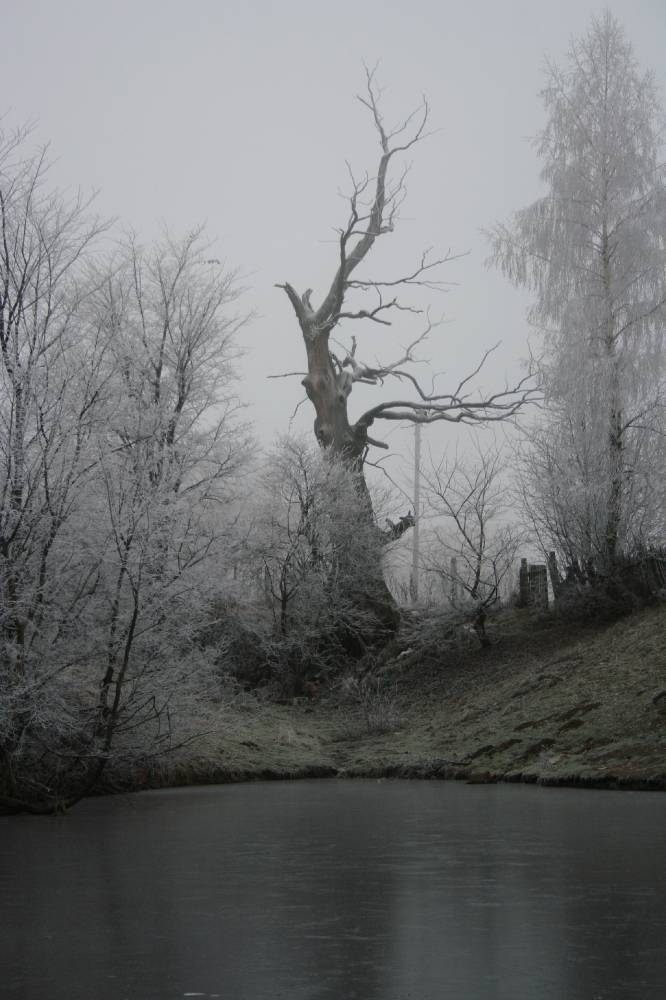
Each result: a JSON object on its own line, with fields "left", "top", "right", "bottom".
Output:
{"left": 1, "top": 779, "right": 665, "bottom": 999}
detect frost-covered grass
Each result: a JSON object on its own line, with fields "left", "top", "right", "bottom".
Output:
{"left": 111, "top": 602, "right": 666, "bottom": 794}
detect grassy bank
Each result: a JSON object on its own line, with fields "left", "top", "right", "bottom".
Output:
{"left": 135, "top": 603, "right": 666, "bottom": 794}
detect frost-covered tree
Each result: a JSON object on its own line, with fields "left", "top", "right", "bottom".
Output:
{"left": 0, "top": 142, "right": 251, "bottom": 813}
{"left": 245, "top": 437, "right": 397, "bottom": 692}
{"left": 99, "top": 228, "right": 248, "bottom": 495}
{"left": 67, "top": 229, "right": 251, "bottom": 804}
{"left": 0, "top": 125, "right": 114, "bottom": 810}
{"left": 487, "top": 11, "right": 666, "bottom": 573}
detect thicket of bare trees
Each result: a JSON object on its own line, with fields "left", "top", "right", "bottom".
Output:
{"left": 0, "top": 127, "right": 249, "bottom": 812}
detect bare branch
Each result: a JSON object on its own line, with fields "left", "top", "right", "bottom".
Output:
{"left": 341, "top": 324, "right": 432, "bottom": 387}
{"left": 310, "top": 69, "right": 433, "bottom": 330}
{"left": 348, "top": 247, "right": 466, "bottom": 292}
{"left": 288, "top": 395, "right": 308, "bottom": 423}
{"left": 366, "top": 434, "right": 389, "bottom": 450}
{"left": 275, "top": 281, "right": 315, "bottom": 335}
{"left": 355, "top": 363, "right": 541, "bottom": 433}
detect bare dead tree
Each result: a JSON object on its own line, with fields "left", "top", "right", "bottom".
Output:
{"left": 275, "top": 69, "right": 537, "bottom": 629}
{"left": 277, "top": 68, "right": 538, "bottom": 473}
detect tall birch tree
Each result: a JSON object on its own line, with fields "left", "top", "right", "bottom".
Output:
{"left": 487, "top": 11, "right": 666, "bottom": 574}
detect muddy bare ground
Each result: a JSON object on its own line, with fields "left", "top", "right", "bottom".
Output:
{"left": 151, "top": 603, "right": 666, "bottom": 792}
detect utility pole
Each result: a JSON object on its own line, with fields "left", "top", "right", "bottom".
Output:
{"left": 410, "top": 422, "right": 421, "bottom": 603}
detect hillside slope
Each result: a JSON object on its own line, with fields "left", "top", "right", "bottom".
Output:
{"left": 332, "top": 604, "right": 666, "bottom": 787}
{"left": 155, "top": 603, "right": 666, "bottom": 792}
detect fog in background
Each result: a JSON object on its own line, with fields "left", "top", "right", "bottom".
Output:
{"left": 3, "top": 0, "right": 666, "bottom": 489}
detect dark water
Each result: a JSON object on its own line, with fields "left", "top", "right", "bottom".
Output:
{"left": 1, "top": 780, "right": 665, "bottom": 1000}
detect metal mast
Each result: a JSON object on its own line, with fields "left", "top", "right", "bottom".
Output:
{"left": 410, "top": 422, "right": 422, "bottom": 603}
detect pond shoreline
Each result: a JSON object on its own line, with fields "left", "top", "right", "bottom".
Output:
{"left": 123, "top": 761, "right": 666, "bottom": 797}
{"left": 127, "top": 762, "right": 666, "bottom": 795}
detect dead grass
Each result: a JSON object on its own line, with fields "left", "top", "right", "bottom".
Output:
{"left": 130, "top": 603, "right": 666, "bottom": 792}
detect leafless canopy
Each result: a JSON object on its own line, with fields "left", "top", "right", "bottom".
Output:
{"left": 277, "top": 67, "right": 538, "bottom": 460}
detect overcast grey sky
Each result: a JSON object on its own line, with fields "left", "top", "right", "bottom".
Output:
{"left": 3, "top": 1, "right": 666, "bottom": 473}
